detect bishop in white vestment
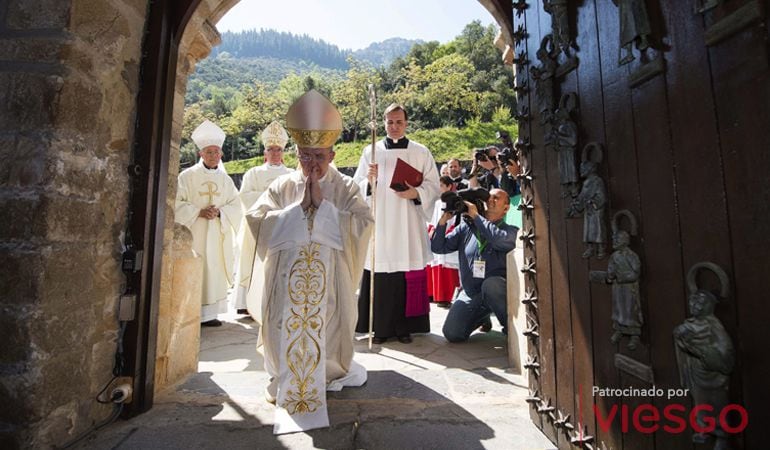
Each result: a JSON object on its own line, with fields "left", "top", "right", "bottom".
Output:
{"left": 175, "top": 120, "right": 242, "bottom": 326}
{"left": 230, "top": 121, "right": 293, "bottom": 312}
{"left": 245, "top": 90, "right": 373, "bottom": 434}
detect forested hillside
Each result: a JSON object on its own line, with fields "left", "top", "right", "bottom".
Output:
{"left": 183, "top": 21, "right": 516, "bottom": 168}
{"left": 212, "top": 29, "right": 350, "bottom": 68}
{"left": 185, "top": 55, "right": 345, "bottom": 105}
{"left": 352, "top": 37, "right": 423, "bottom": 67}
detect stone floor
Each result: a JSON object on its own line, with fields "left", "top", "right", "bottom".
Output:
{"left": 76, "top": 304, "right": 554, "bottom": 449}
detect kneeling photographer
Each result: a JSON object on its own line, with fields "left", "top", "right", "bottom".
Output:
{"left": 431, "top": 187, "right": 518, "bottom": 342}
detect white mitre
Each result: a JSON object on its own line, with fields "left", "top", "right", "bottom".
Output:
{"left": 192, "top": 120, "right": 226, "bottom": 150}
{"left": 262, "top": 121, "right": 289, "bottom": 149}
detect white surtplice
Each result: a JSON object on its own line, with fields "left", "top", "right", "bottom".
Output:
{"left": 353, "top": 139, "right": 440, "bottom": 273}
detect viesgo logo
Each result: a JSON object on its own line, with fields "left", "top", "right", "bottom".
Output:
{"left": 588, "top": 386, "right": 749, "bottom": 435}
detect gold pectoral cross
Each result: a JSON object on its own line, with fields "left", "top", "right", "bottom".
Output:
{"left": 199, "top": 181, "right": 221, "bottom": 204}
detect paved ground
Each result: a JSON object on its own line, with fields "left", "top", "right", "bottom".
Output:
{"left": 76, "top": 305, "right": 554, "bottom": 449}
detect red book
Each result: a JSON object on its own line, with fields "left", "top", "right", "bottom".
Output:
{"left": 390, "top": 158, "right": 423, "bottom": 192}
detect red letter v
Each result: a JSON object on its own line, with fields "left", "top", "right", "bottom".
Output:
{"left": 595, "top": 404, "right": 618, "bottom": 433}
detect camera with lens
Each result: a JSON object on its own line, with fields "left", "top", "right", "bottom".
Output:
{"left": 441, "top": 188, "right": 490, "bottom": 226}
{"left": 473, "top": 147, "right": 491, "bottom": 162}
{"left": 496, "top": 146, "right": 517, "bottom": 167}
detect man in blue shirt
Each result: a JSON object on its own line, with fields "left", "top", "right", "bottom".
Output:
{"left": 431, "top": 188, "right": 518, "bottom": 342}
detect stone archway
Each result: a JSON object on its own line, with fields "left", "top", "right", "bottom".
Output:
{"left": 0, "top": 0, "right": 515, "bottom": 446}
{"left": 148, "top": 0, "right": 518, "bottom": 413}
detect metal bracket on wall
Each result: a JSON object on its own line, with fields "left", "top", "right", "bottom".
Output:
{"left": 570, "top": 423, "right": 595, "bottom": 448}
{"left": 514, "top": 137, "right": 532, "bottom": 153}
{"left": 514, "top": 105, "right": 530, "bottom": 122}
{"left": 513, "top": 50, "right": 529, "bottom": 66}
{"left": 513, "top": 0, "right": 528, "bottom": 18}
{"left": 513, "top": 79, "right": 529, "bottom": 95}
{"left": 517, "top": 167, "right": 534, "bottom": 185}
{"left": 520, "top": 257, "right": 537, "bottom": 275}
{"left": 522, "top": 288, "right": 538, "bottom": 307}
{"left": 523, "top": 314, "right": 539, "bottom": 339}
{"left": 513, "top": 24, "right": 528, "bottom": 45}
{"left": 517, "top": 195, "right": 534, "bottom": 214}
{"left": 554, "top": 410, "right": 574, "bottom": 431}
{"left": 537, "top": 398, "right": 556, "bottom": 421}
{"left": 524, "top": 354, "right": 541, "bottom": 377}
{"left": 526, "top": 389, "right": 541, "bottom": 405}
{"left": 519, "top": 228, "right": 536, "bottom": 247}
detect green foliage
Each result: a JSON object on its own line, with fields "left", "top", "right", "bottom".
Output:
{"left": 185, "top": 55, "right": 345, "bottom": 105}
{"left": 332, "top": 59, "right": 382, "bottom": 142}
{"left": 224, "top": 118, "right": 518, "bottom": 175}
{"left": 224, "top": 153, "right": 300, "bottom": 174}
{"left": 351, "top": 38, "right": 424, "bottom": 67}
{"left": 213, "top": 29, "right": 350, "bottom": 69}
{"left": 185, "top": 21, "right": 518, "bottom": 170}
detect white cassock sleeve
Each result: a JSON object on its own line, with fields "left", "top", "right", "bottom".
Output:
{"left": 310, "top": 200, "right": 343, "bottom": 251}
{"left": 217, "top": 177, "right": 242, "bottom": 236}
{"left": 174, "top": 173, "right": 201, "bottom": 229}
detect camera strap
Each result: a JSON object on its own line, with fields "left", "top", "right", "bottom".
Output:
{"left": 473, "top": 218, "right": 505, "bottom": 256}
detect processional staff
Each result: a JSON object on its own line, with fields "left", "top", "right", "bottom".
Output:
{"left": 367, "top": 83, "right": 377, "bottom": 350}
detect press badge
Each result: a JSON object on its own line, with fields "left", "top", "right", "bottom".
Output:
{"left": 473, "top": 259, "right": 486, "bottom": 278}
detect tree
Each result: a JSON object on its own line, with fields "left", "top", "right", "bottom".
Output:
{"left": 332, "top": 59, "right": 381, "bottom": 141}
{"left": 393, "top": 53, "right": 480, "bottom": 128}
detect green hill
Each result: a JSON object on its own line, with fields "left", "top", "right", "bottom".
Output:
{"left": 224, "top": 118, "right": 517, "bottom": 174}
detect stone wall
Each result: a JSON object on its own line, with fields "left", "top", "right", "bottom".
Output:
{"left": 0, "top": 0, "right": 147, "bottom": 447}
{"left": 154, "top": 224, "right": 203, "bottom": 391}
{"left": 0, "top": 0, "right": 513, "bottom": 446}
{"left": 152, "top": 0, "right": 239, "bottom": 394}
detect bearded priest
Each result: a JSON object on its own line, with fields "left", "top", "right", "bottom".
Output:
{"left": 175, "top": 120, "right": 242, "bottom": 327}
{"left": 230, "top": 121, "right": 293, "bottom": 314}
{"left": 245, "top": 90, "right": 374, "bottom": 434}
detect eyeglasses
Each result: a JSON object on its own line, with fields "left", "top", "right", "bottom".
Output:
{"left": 297, "top": 153, "right": 328, "bottom": 162}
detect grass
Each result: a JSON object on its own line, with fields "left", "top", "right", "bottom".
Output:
{"left": 223, "top": 120, "right": 518, "bottom": 174}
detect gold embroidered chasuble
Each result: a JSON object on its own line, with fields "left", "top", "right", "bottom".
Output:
{"left": 245, "top": 167, "right": 373, "bottom": 433}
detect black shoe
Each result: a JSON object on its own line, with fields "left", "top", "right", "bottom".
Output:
{"left": 236, "top": 309, "right": 249, "bottom": 315}
{"left": 201, "top": 319, "right": 222, "bottom": 327}
{"left": 372, "top": 337, "right": 387, "bottom": 345}
{"left": 397, "top": 335, "right": 413, "bottom": 344}
{"left": 479, "top": 318, "right": 493, "bottom": 333}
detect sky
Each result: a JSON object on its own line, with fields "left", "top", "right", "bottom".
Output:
{"left": 216, "top": 0, "right": 497, "bottom": 50}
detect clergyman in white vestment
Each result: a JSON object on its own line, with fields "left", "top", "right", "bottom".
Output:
{"left": 245, "top": 90, "right": 373, "bottom": 434}
{"left": 230, "top": 121, "right": 293, "bottom": 313}
{"left": 353, "top": 103, "right": 440, "bottom": 343}
{"left": 174, "top": 120, "right": 242, "bottom": 326}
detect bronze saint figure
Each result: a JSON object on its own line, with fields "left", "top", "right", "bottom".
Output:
{"left": 674, "top": 262, "right": 734, "bottom": 450}
{"left": 548, "top": 93, "right": 579, "bottom": 198}
{"left": 611, "top": 0, "right": 652, "bottom": 65}
{"left": 567, "top": 143, "right": 607, "bottom": 259}
{"left": 590, "top": 210, "right": 642, "bottom": 350}
{"left": 530, "top": 35, "right": 558, "bottom": 124}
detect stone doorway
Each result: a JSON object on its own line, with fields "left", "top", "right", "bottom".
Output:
{"left": 141, "top": 0, "right": 523, "bottom": 418}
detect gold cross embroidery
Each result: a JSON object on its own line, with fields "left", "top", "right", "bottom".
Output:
{"left": 199, "top": 181, "right": 220, "bottom": 204}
